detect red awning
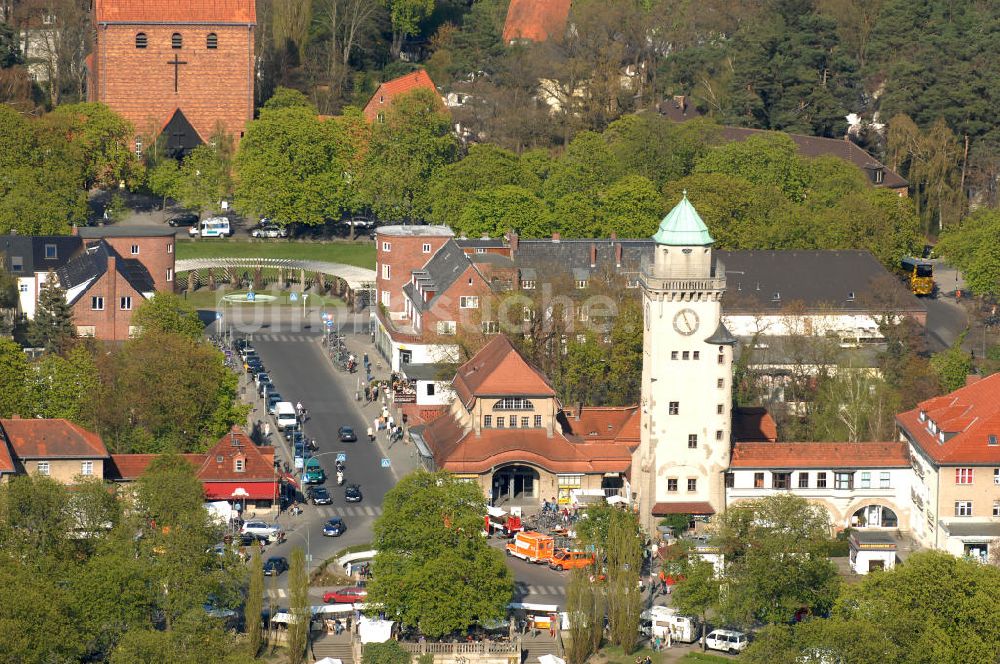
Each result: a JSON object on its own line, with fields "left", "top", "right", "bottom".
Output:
{"left": 203, "top": 482, "right": 278, "bottom": 501}
{"left": 651, "top": 501, "right": 716, "bottom": 516}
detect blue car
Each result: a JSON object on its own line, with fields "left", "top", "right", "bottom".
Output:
{"left": 323, "top": 517, "right": 347, "bottom": 537}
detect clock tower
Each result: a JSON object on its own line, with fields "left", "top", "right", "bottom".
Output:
{"left": 634, "top": 193, "right": 736, "bottom": 529}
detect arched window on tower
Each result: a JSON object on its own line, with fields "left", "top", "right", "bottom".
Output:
{"left": 171, "top": 33, "right": 182, "bottom": 49}
{"left": 206, "top": 33, "right": 218, "bottom": 49}
{"left": 135, "top": 32, "right": 147, "bottom": 49}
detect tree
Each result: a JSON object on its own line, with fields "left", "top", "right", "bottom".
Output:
{"left": 456, "top": 185, "right": 551, "bottom": 238}
{"left": 147, "top": 160, "right": 181, "bottom": 210}
{"left": 171, "top": 144, "right": 232, "bottom": 218}
{"left": 937, "top": 209, "right": 1000, "bottom": 296}
{"left": 930, "top": 338, "right": 974, "bottom": 393}
{"left": 0, "top": 556, "right": 85, "bottom": 663}
{"left": 359, "top": 88, "right": 457, "bottom": 222}
{"left": 0, "top": 337, "right": 28, "bottom": 417}
{"left": 362, "top": 640, "right": 411, "bottom": 664}
{"left": 600, "top": 174, "right": 663, "bottom": 238}
{"left": 45, "top": 102, "right": 143, "bottom": 189}
{"left": 27, "top": 270, "right": 75, "bottom": 352}
{"left": 695, "top": 133, "right": 809, "bottom": 202}
{"left": 130, "top": 292, "right": 204, "bottom": 340}
{"left": 27, "top": 343, "right": 99, "bottom": 422}
{"left": 247, "top": 549, "right": 265, "bottom": 656}
{"left": 368, "top": 471, "right": 513, "bottom": 637}
{"left": 713, "top": 494, "right": 839, "bottom": 627}
{"left": 383, "top": 0, "right": 435, "bottom": 59}
{"left": 287, "top": 547, "right": 309, "bottom": 664}
{"left": 604, "top": 507, "right": 643, "bottom": 652}
{"left": 234, "top": 106, "right": 357, "bottom": 226}
{"left": 262, "top": 86, "right": 316, "bottom": 112}
{"left": 565, "top": 567, "right": 604, "bottom": 664}
{"left": 672, "top": 556, "right": 720, "bottom": 651}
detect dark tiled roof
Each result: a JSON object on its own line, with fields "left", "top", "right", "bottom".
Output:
{"left": 716, "top": 127, "right": 908, "bottom": 190}
{"left": 76, "top": 226, "right": 175, "bottom": 238}
{"left": 456, "top": 238, "right": 508, "bottom": 248}
{"left": 58, "top": 241, "right": 155, "bottom": 303}
{"left": 0, "top": 235, "right": 82, "bottom": 276}
{"left": 405, "top": 241, "right": 473, "bottom": 312}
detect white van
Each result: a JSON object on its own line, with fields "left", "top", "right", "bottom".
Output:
{"left": 275, "top": 401, "right": 298, "bottom": 431}
{"left": 705, "top": 629, "right": 749, "bottom": 654}
{"left": 189, "top": 217, "right": 231, "bottom": 238}
{"left": 641, "top": 606, "right": 697, "bottom": 643}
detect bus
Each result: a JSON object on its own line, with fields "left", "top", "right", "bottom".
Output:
{"left": 189, "top": 217, "right": 232, "bottom": 238}
{"left": 901, "top": 257, "right": 934, "bottom": 296}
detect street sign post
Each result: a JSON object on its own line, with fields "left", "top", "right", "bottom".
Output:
{"left": 380, "top": 458, "right": 391, "bottom": 468}
{"left": 289, "top": 292, "right": 298, "bottom": 302}
{"left": 336, "top": 453, "right": 347, "bottom": 462}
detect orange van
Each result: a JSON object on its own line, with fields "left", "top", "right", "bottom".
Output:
{"left": 505, "top": 531, "right": 555, "bottom": 564}
{"left": 548, "top": 549, "right": 596, "bottom": 571}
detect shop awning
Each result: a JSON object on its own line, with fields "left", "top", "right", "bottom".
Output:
{"left": 203, "top": 482, "right": 278, "bottom": 501}
{"left": 651, "top": 501, "right": 715, "bottom": 516}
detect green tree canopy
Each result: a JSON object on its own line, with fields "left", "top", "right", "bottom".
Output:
{"left": 695, "top": 133, "right": 810, "bottom": 202}
{"left": 130, "top": 292, "right": 204, "bottom": 339}
{"left": 368, "top": 471, "right": 513, "bottom": 637}
{"left": 0, "top": 337, "right": 28, "bottom": 417}
{"left": 27, "top": 270, "right": 75, "bottom": 352}
{"left": 456, "top": 184, "right": 550, "bottom": 237}
{"left": 171, "top": 144, "right": 232, "bottom": 217}
{"left": 45, "top": 102, "right": 143, "bottom": 189}
{"left": 930, "top": 338, "right": 974, "bottom": 393}
{"left": 600, "top": 174, "right": 663, "bottom": 238}
{"left": 263, "top": 86, "right": 317, "bottom": 112}
{"left": 937, "top": 208, "right": 1000, "bottom": 295}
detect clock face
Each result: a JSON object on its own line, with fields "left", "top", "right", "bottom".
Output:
{"left": 673, "top": 308, "right": 700, "bottom": 336}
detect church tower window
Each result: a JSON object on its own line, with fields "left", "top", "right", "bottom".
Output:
{"left": 172, "top": 33, "right": 183, "bottom": 49}
{"left": 207, "top": 33, "right": 218, "bottom": 49}
{"left": 135, "top": 32, "right": 147, "bottom": 49}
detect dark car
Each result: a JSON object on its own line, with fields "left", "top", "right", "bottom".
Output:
{"left": 167, "top": 212, "right": 199, "bottom": 227}
{"left": 267, "top": 392, "right": 282, "bottom": 415}
{"left": 237, "top": 532, "right": 267, "bottom": 547}
{"left": 344, "top": 484, "right": 362, "bottom": 503}
{"left": 245, "top": 358, "right": 264, "bottom": 375}
{"left": 308, "top": 486, "right": 332, "bottom": 505}
{"left": 263, "top": 556, "right": 289, "bottom": 576}
{"left": 256, "top": 375, "right": 273, "bottom": 396}
{"left": 338, "top": 426, "right": 357, "bottom": 442}
{"left": 233, "top": 338, "right": 252, "bottom": 352}
{"left": 322, "top": 517, "right": 347, "bottom": 537}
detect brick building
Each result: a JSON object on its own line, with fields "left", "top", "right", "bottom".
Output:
{"left": 363, "top": 69, "right": 441, "bottom": 123}
{"left": 89, "top": 0, "right": 256, "bottom": 155}
{"left": 0, "top": 417, "right": 110, "bottom": 484}
{"left": 76, "top": 226, "right": 176, "bottom": 293}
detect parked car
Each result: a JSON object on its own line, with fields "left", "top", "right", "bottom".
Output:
{"left": 251, "top": 223, "right": 288, "bottom": 238}
{"left": 167, "top": 212, "right": 199, "bottom": 227}
{"left": 275, "top": 402, "right": 297, "bottom": 431}
{"left": 245, "top": 358, "right": 264, "bottom": 375}
{"left": 344, "top": 484, "right": 362, "bottom": 503}
{"left": 323, "top": 586, "right": 367, "bottom": 604}
{"left": 549, "top": 549, "right": 596, "bottom": 571}
{"left": 338, "top": 426, "right": 357, "bottom": 442}
{"left": 237, "top": 532, "right": 268, "bottom": 546}
{"left": 238, "top": 344, "right": 256, "bottom": 360}
{"left": 304, "top": 460, "right": 325, "bottom": 485}
{"left": 266, "top": 392, "right": 283, "bottom": 415}
{"left": 705, "top": 629, "right": 749, "bottom": 654}
{"left": 241, "top": 521, "right": 283, "bottom": 542}
{"left": 308, "top": 486, "right": 332, "bottom": 505}
{"left": 233, "top": 338, "right": 252, "bottom": 352}
{"left": 263, "top": 556, "right": 289, "bottom": 576}
{"left": 322, "top": 517, "right": 347, "bottom": 537}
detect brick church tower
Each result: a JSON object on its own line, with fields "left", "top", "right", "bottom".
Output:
{"left": 89, "top": 0, "right": 255, "bottom": 156}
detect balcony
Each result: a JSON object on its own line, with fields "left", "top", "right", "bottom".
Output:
{"left": 640, "top": 269, "right": 726, "bottom": 293}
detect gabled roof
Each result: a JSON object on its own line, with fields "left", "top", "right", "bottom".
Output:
{"left": 0, "top": 438, "right": 15, "bottom": 474}
{"left": 77, "top": 227, "right": 176, "bottom": 239}
{"left": 0, "top": 235, "right": 83, "bottom": 276}
{"left": 363, "top": 70, "right": 439, "bottom": 122}
{"left": 195, "top": 427, "right": 277, "bottom": 483}
{"left": 452, "top": 335, "right": 555, "bottom": 405}
{"left": 403, "top": 240, "right": 474, "bottom": 312}
{"left": 716, "top": 127, "right": 908, "bottom": 190}
{"left": 730, "top": 441, "right": 909, "bottom": 469}
{"left": 562, "top": 406, "right": 641, "bottom": 447}
{"left": 94, "top": 0, "right": 256, "bottom": 25}
{"left": 503, "top": 0, "right": 572, "bottom": 43}
{"left": 57, "top": 241, "right": 155, "bottom": 303}
{"left": 0, "top": 418, "right": 109, "bottom": 459}
{"left": 732, "top": 407, "right": 778, "bottom": 442}
{"left": 653, "top": 193, "right": 714, "bottom": 246}
{"left": 897, "top": 373, "right": 1000, "bottom": 465}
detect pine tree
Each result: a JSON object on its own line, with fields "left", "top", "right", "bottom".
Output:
{"left": 28, "top": 270, "right": 74, "bottom": 352}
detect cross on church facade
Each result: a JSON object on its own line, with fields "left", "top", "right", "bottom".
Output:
{"left": 167, "top": 54, "right": 188, "bottom": 92}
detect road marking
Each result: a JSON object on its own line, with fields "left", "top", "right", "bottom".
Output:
{"left": 363, "top": 506, "right": 376, "bottom": 516}
{"left": 268, "top": 588, "right": 287, "bottom": 598}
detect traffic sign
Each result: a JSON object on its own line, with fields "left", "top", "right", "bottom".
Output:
{"left": 336, "top": 453, "right": 347, "bottom": 462}
{"left": 215, "top": 312, "right": 222, "bottom": 320}
{"left": 246, "top": 291, "right": 255, "bottom": 302}
{"left": 289, "top": 292, "right": 298, "bottom": 302}
{"left": 326, "top": 320, "right": 334, "bottom": 328}
{"left": 380, "top": 458, "right": 391, "bottom": 468}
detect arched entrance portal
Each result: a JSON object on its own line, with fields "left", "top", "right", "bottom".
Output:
{"left": 492, "top": 465, "right": 540, "bottom": 507}
{"left": 851, "top": 505, "right": 898, "bottom": 528}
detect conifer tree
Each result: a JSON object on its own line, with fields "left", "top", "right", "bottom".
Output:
{"left": 28, "top": 270, "right": 75, "bottom": 352}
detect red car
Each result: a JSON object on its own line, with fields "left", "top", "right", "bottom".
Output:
{"left": 323, "top": 586, "right": 368, "bottom": 604}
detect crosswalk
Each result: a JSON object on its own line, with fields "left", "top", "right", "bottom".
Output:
{"left": 267, "top": 588, "right": 288, "bottom": 598}
{"left": 251, "top": 333, "right": 321, "bottom": 343}
{"left": 316, "top": 505, "right": 382, "bottom": 518}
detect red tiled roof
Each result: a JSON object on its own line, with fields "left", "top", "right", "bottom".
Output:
{"left": 106, "top": 453, "right": 204, "bottom": 480}
{"left": 418, "top": 412, "right": 632, "bottom": 474}
{"left": 733, "top": 407, "right": 778, "bottom": 442}
{"left": 652, "top": 501, "right": 715, "bottom": 516}
{"left": 563, "top": 406, "right": 641, "bottom": 447}
{"left": 195, "top": 427, "right": 277, "bottom": 482}
{"left": 399, "top": 404, "right": 447, "bottom": 426}
{"left": 730, "top": 441, "right": 909, "bottom": 469}
{"left": 452, "top": 335, "right": 555, "bottom": 405}
{"left": 1, "top": 418, "right": 108, "bottom": 459}
{"left": 896, "top": 373, "right": 1000, "bottom": 465}
{"left": 94, "top": 0, "right": 256, "bottom": 24}
{"left": 0, "top": 439, "right": 14, "bottom": 474}
{"left": 503, "top": 0, "right": 572, "bottom": 44}
{"left": 362, "top": 70, "right": 439, "bottom": 122}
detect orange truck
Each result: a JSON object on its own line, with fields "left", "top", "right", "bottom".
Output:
{"left": 548, "top": 549, "right": 596, "bottom": 571}
{"left": 505, "top": 531, "right": 555, "bottom": 564}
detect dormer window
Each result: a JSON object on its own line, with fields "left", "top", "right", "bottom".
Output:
{"left": 847, "top": 291, "right": 856, "bottom": 301}
{"left": 234, "top": 457, "right": 245, "bottom": 473}
{"left": 771, "top": 292, "right": 781, "bottom": 302}
{"left": 918, "top": 410, "right": 926, "bottom": 422}
{"left": 216, "top": 455, "right": 224, "bottom": 463}
{"left": 989, "top": 434, "right": 998, "bottom": 446}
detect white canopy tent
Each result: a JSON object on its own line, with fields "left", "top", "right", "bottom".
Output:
{"left": 358, "top": 617, "right": 394, "bottom": 644}
{"left": 538, "top": 655, "right": 566, "bottom": 664}
{"left": 313, "top": 658, "right": 344, "bottom": 664}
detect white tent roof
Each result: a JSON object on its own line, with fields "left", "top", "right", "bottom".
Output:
{"left": 486, "top": 505, "right": 507, "bottom": 518}
{"left": 358, "top": 617, "right": 394, "bottom": 644}
{"left": 538, "top": 655, "right": 566, "bottom": 664}
{"left": 313, "top": 658, "right": 344, "bottom": 664}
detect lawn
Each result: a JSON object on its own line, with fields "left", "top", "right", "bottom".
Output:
{"left": 175, "top": 238, "right": 375, "bottom": 269}
{"left": 598, "top": 645, "right": 730, "bottom": 663}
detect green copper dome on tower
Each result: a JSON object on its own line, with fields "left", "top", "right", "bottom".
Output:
{"left": 652, "top": 191, "right": 714, "bottom": 246}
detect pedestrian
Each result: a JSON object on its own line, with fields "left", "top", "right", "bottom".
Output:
{"left": 263, "top": 422, "right": 270, "bottom": 439}
{"left": 367, "top": 426, "right": 374, "bottom": 443}
{"left": 302, "top": 408, "right": 309, "bottom": 422}
{"left": 388, "top": 414, "right": 395, "bottom": 429}
{"left": 374, "top": 417, "right": 380, "bottom": 433}
{"left": 665, "top": 629, "right": 672, "bottom": 649}
{"left": 549, "top": 623, "right": 555, "bottom": 638}
{"left": 652, "top": 636, "right": 660, "bottom": 651}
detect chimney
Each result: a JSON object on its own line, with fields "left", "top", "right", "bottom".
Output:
{"left": 610, "top": 231, "right": 617, "bottom": 242}
{"left": 70, "top": 225, "right": 79, "bottom": 236}
{"left": 589, "top": 243, "right": 596, "bottom": 268}
{"left": 552, "top": 232, "right": 560, "bottom": 243}
{"left": 576, "top": 403, "right": 583, "bottom": 421}
{"left": 481, "top": 233, "right": 489, "bottom": 240}
{"left": 508, "top": 231, "right": 518, "bottom": 256}
{"left": 615, "top": 243, "right": 623, "bottom": 268}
